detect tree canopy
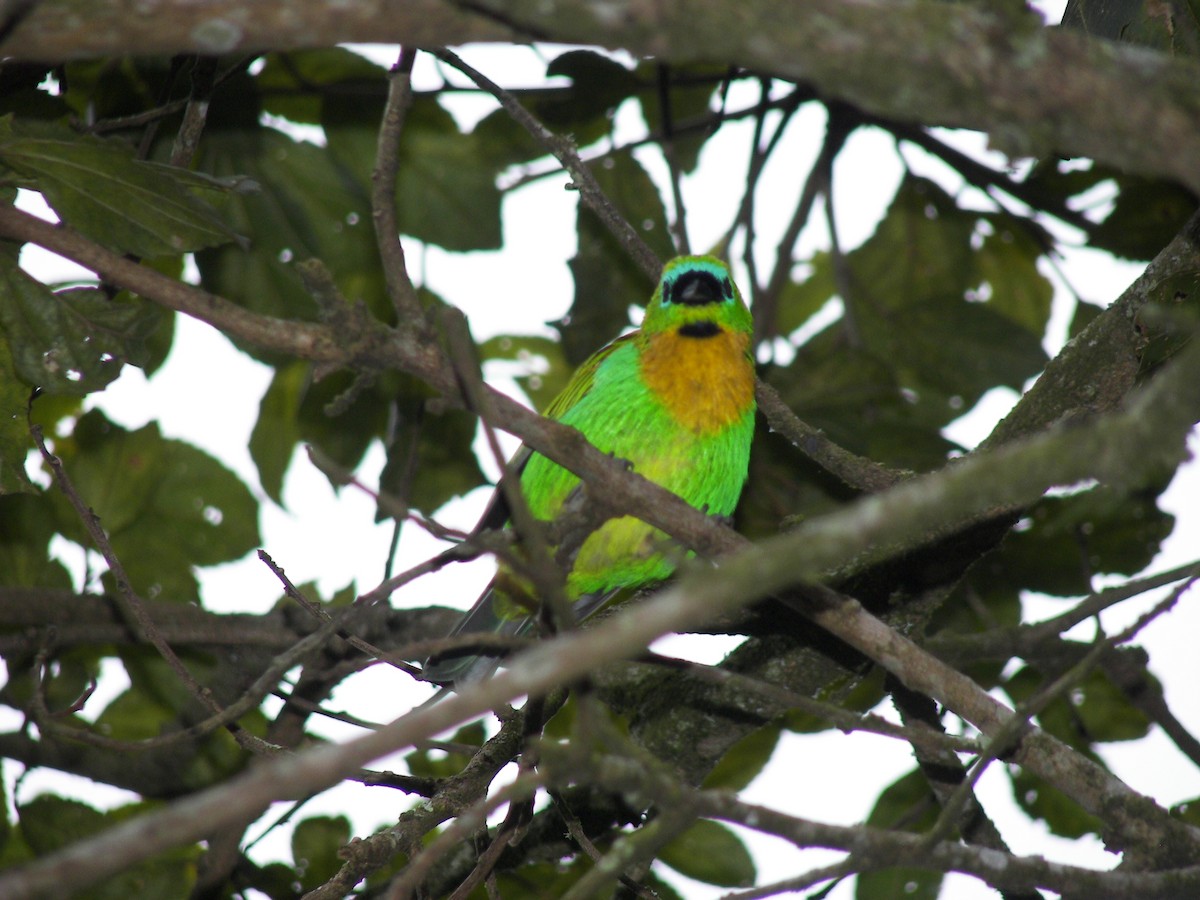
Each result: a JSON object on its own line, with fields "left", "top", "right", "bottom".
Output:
{"left": 1, "top": 1, "right": 1199, "bottom": 898}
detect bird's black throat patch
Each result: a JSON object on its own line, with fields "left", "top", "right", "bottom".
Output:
{"left": 678, "top": 320, "right": 721, "bottom": 338}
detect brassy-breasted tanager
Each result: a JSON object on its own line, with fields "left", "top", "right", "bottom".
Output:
{"left": 422, "top": 255, "right": 755, "bottom": 686}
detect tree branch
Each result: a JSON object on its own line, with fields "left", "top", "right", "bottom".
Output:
{"left": 4, "top": 328, "right": 1199, "bottom": 897}
{"left": 8, "top": 2, "right": 1200, "bottom": 194}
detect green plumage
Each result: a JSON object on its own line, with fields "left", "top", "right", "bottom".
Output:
{"left": 423, "top": 255, "right": 755, "bottom": 686}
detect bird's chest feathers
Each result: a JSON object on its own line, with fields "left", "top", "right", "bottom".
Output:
{"left": 638, "top": 329, "right": 754, "bottom": 434}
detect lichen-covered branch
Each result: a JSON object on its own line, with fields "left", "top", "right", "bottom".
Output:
{"left": 8, "top": 1, "right": 1200, "bottom": 195}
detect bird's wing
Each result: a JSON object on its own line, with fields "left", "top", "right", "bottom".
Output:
{"left": 470, "top": 330, "right": 637, "bottom": 535}
{"left": 542, "top": 330, "right": 636, "bottom": 419}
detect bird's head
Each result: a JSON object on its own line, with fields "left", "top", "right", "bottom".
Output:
{"left": 641, "top": 255, "right": 752, "bottom": 340}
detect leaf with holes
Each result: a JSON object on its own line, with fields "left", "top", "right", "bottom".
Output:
{"left": 0, "top": 254, "right": 164, "bottom": 395}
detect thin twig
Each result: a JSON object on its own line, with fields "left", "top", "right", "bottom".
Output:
{"left": 755, "top": 380, "right": 908, "bottom": 493}
{"left": 306, "top": 443, "right": 468, "bottom": 544}
{"left": 502, "top": 87, "right": 808, "bottom": 195}
{"left": 645, "top": 651, "right": 981, "bottom": 756}
{"left": 823, "top": 170, "right": 862, "bottom": 348}
{"left": 383, "top": 770, "right": 547, "bottom": 900}
{"left": 754, "top": 103, "right": 853, "bottom": 339}
{"left": 917, "top": 572, "right": 1200, "bottom": 852}
{"left": 257, "top": 550, "right": 422, "bottom": 677}
{"left": 718, "top": 859, "right": 855, "bottom": 900}
{"left": 169, "top": 55, "right": 217, "bottom": 167}
{"left": 430, "top": 47, "right": 661, "bottom": 281}
{"left": 371, "top": 47, "right": 423, "bottom": 322}
{"left": 657, "top": 63, "right": 691, "bottom": 256}
{"left": 439, "top": 306, "right": 573, "bottom": 635}
{"left": 32, "top": 425, "right": 274, "bottom": 755}
{"left": 926, "top": 560, "right": 1200, "bottom": 662}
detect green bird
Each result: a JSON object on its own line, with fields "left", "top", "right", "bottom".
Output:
{"left": 422, "top": 255, "right": 755, "bottom": 686}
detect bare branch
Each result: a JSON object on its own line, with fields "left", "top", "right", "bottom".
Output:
{"left": 372, "top": 46, "right": 423, "bottom": 323}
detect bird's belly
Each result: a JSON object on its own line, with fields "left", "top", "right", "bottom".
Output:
{"left": 554, "top": 426, "right": 750, "bottom": 598}
{"left": 521, "top": 353, "right": 753, "bottom": 600}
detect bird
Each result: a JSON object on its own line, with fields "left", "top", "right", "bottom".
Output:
{"left": 421, "top": 254, "right": 756, "bottom": 687}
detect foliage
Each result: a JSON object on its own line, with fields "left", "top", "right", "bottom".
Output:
{"left": 0, "top": 4, "right": 1199, "bottom": 899}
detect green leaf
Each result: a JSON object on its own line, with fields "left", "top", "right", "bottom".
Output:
{"left": 324, "top": 96, "right": 504, "bottom": 252}
{"left": 292, "top": 815, "right": 352, "bottom": 891}
{"left": 93, "top": 684, "right": 178, "bottom": 741}
{"left": 254, "top": 359, "right": 468, "bottom": 510}
{"left": 1068, "top": 671, "right": 1153, "bottom": 743}
{"left": 989, "top": 487, "right": 1173, "bottom": 597}
{"left": 0, "top": 493, "right": 73, "bottom": 587}
{"left": 786, "top": 176, "right": 1048, "bottom": 436}
{"left": 1005, "top": 666, "right": 1151, "bottom": 748}
{"left": 973, "top": 218, "right": 1053, "bottom": 335}
{"left": 535, "top": 50, "right": 640, "bottom": 146}
{"left": 60, "top": 57, "right": 180, "bottom": 123}
{"left": 857, "top": 866, "right": 942, "bottom": 900}
{"left": 848, "top": 175, "right": 977, "bottom": 314}
{"left": 405, "top": 721, "right": 486, "bottom": 779}
{"left": 257, "top": 48, "right": 387, "bottom": 125}
{"left": 658, "top": 819, "right": 755, "bottom": 887}
{"left": 244, "top": 862, "right": 305, "bottom": 900}
{"left": 0, "top": 63, "right": 67, "bottom": 123}
{"left": 863, "top": 297, "right": 1048, "bottom": 403}
{"left": 863, "top": 767, "right": 938, "bottom": 829}
{"left": 379, "top": 404, "right": 487, "bottom": 516}
{"left": 109, "top": 650, "right": 261, "bottom": 789}
{"left": 1063, "top": 0, "right": 1200, "bottom": 54}
{"left": 767, "top": 337, "right": 958, "bottom": 473}
{"left": 926, "top": 577, "right": 1022, "bottom": 689}
{"left": 51, "top": 410, "right": 260, "bottom": 602}
{"left": 296, "top": 368, "right": 389, "bottom": 473}
{"left": 1068, "top": 299, "right": 1103, "bottom": 340}
{"left": 18, "top": 797, "right": 198, "bottom": 897}
{"left": 0, "top": 763, "right": 9, "bottom": 856}
{"left": 1010, "top": 768, "right": 1102, "bottom": 839}
{"left": 479, "top": 334, "right": 574, "bottom": 414}
{"left": 562, "top": 150, "right": 670, "bottom": 365}
{"left": 637, "top": 62, "right": 722, "bottom": 173}
{"left": 472, "top": 107, "right": 550, "bottom": 167}
{"left": 0, "top": 117, "right": 239, "bottom": 257}
{"left": 1090, "top": 176, "right": 1198, "bottom": 261}
{"left": 0, "top": 257, "right": 166, "bottom": 394}
{"left": 703, "top": 724, "right": 781, "bottom": 791}
{"left": 0, "top": 335, "right": 33, "bottom": 493}
{"left": 0, "top": 645, "right": 101, "bottom": 714}
{"left": 250, "top": 361, "right": 307, "bottom": 504}
{"left": 1019, "top": 158, "right": 1111, "bottom": 212}
{"left": 1170, "top": 797, "right": 1200, "bottom": 828}
{"left": 489, "top": 856, "right": 677, "bottom": 899}
{"left": 775, "top": 250, "right": 837, "bottom": 337}
{"left": 858, "top": 769, "right": 942, "bottom": 900}
{"left": 195, "top": 121, "right": 387, "bottom": 340}
{"left": 19, "top": 796, "right": 105, "bottom": 855}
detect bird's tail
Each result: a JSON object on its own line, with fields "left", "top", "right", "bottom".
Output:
{"left": 420, "top": 585, "right": 621, "bottom": 690}
{"left": 419, "top": 586, "right": 533, "bottom": 688}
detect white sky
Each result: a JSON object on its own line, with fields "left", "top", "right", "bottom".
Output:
{"left": 7, "top": 5, "right": 1200, "bottom": 896}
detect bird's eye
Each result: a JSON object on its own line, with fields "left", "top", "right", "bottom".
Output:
{"left": 722, "top": 277, "right": 733, "bottom": 299}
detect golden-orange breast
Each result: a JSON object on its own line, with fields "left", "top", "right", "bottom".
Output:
{"left": 638, "top": 328, "right": 754, "bottom": 434}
